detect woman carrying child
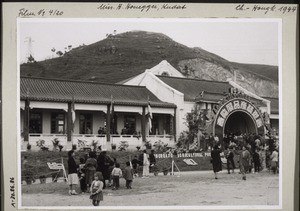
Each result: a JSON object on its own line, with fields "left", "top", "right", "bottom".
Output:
{"left": 89, "top": 172, "right": 104, "bottom": 206}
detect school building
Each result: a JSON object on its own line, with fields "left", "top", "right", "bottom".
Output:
{"left": 20, "top": 60, "right": 279, "bottom": 151}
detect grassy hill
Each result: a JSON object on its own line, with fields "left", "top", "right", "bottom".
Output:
{"left": 20, "top": 30, "right": 278, "bottom": 97}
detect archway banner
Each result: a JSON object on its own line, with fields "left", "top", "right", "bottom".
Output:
{"left": 212, "top": 93, "right": 265, "bottom": 140}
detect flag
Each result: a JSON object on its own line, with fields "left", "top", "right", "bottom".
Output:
{"left": 110, "top": 95, "right": 114, "bottom": 114}
{"left": 71, "top": 97, "right": 76, "bottom": 132}
{"left": 148, "top": 116, "right": 152, "bottom": 132}
{"left": 147, "top": 99, "right": 152, "bottom": 119}
{"left": 110, "top": 95, "right": 114, "bottom": 133}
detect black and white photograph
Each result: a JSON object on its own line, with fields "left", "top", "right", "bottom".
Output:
{"left": 18, "top": 18, "right": 281, "bottom": 208}
{"left": 1, "top": 2, "right": 298, "bottom": 211}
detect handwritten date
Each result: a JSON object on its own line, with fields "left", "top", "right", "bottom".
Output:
{"left": 235, "top": 4, "right": 297, "bottom": 14}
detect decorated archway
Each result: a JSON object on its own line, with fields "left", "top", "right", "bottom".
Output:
{"left": 212, "top": 93, "right": 265, "bottom": 143}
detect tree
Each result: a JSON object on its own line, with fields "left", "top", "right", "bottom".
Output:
{"left": 27, "top": 54, "right": 35, "bottom": 63}
{"left": 179, "top": 104, "right": 209, "bottom": 150}
{"left": 56, "top": 51, "right": 64, "bottom": 57}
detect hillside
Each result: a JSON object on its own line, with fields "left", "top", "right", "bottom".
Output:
{"left": 20, "top": 30, "right": 278, "bottom": 97}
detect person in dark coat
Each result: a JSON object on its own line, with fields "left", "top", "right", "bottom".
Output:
{"left": 67, "top": 150, "right": 79, "bottom": 195}
{"left": 253, "top": 148, "right": 261, "bottom": 173}
{"left": 131, "top": 155, "right": 139, "bottom": 177}
{"left": 85, "top": 151, "right": 97, "bottom": 191}
{"left": 211, "top": 144, "right": 222, "bottom": 179}
{"left": 226, "top": 147, "right": 236, "bottom": 174}
{"left": 97, "top": 150, "right": 112, "bottom": 189}
{"left": 149, "top": 150, "right": 156, "bottom": 172}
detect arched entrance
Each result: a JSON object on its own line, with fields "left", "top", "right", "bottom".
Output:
{"left": 224, "top": 111, "right": 257, "bottom": 135}
{"left": 212, "top": 97, "right": 265, "bottom": 143}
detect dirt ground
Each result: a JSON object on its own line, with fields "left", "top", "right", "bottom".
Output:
{"left": 22, "top": 170, "right": 279, "bottom": 207}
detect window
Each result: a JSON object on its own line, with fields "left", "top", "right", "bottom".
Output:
{"left": 51, "top": 113, "right": 65, "bottom": 134}
{"left": 162, "top": 115, "right": 171, "bottom": 135}
{"left": 150, "top": 114, "right": 159, "bottom": 135}
{"left": 161, "top": 71, "right": 170, "bottom": 76}
{"left": 122, "top": 115, "right": 136, "bottom": 135}
{"left": 79, "top": 113, "right": 93, "bottom": 134}
{"left": 29, "top": 112, "right": 42, "bottom": 133}
{"left": 149, "top": 114, "right": 172, "bottom": 135}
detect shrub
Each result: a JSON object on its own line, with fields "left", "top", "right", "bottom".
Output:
{"left": 118, "top": 141, "right": 129, "bottom": 151}
{"left": 144, "top": 140, "right": 152, "bottom": 149}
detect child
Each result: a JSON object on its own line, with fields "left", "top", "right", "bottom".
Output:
{"left": 78, "top": 157, "right": 87, "bottom": 193}
{"left": 131, "top": 156, "right": 139, "bottom": 177}
{"left": 124, "top": 161, "right": 134, "bottom": 189}
{"left": 111, "top": 163, "right": 122, "bottom": 190}
{"left": 89, "top": 172, "right": 104, "bottom": 206}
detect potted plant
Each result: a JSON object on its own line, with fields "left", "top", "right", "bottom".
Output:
{"left": 27, "top": 143, "right": 31, "bottom": 150}
{"left": 52, "top": 138, "right": 60, "bottom": 151}
{"left": 91, "top": 140, "right": 98, "bottom": 151}
{"left": 144, "top": 140, "right": 152, "bottom": 150}
{"left": 39, "top": 175, "right": 46, "bottom": 184}
{"left": 58, "top": 145, "right": 63, "bottom": 152}
{"left": 152, "top": 164, "right": 159, "bottom": 176}
{"left": 72, "top": 144, "right": 77, "bottom": 150}
{"left": 118, "top": 141, "right": 129, "bottom": 151}
{"left": 36, "top": 139, "right": 49, "bottom": 151}
{"left": 111, "top": 143, "right": 116, "bottom": 150}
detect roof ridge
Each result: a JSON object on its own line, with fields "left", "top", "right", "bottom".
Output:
{"left": 20, "top": 76, "right": 147, "bottom": 89}
{"left": 260, "top": 96, "right": 279, "bottom": 99}
{"left": 157, "top": 75, "right": 230, "bottom": 84}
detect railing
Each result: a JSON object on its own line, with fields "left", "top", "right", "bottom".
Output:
{"left": 24, "top": 133, "right": 175, "bottom": 151}
{"left": 28, "top": 134, "right": 67, "bottom": 150}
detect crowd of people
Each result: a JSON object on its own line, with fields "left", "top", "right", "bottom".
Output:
{"left": 210, "top": 131, "right": 279, "bottom": 180}
{"left": 66, "top": 131, "right": 279, "bottom": 206}
{"left": 67, "top": 148, "right": 156, "bottom": 206}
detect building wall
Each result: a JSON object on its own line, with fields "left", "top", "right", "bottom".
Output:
{"left": 124, "top": 71, "right": 184, "bottom": 138}
{"left": 42, "top": 111, "right": 51, "bottom": 134}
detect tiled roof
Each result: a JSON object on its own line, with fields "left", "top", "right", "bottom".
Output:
{"left": 158, "top": 76, "right": 233, "bottom": 102}
{"left": 263, "top": 97, "right": 279, "bottom": 114}
{"left": 20, "top": 77, "right": 176, "bottom": 108}
{"left": 195, "top": 91, "right": 227, "bottom": 103}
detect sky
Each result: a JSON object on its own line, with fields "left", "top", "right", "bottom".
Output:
{"left": 19, "top": 19, "right": 279, "bottom": 66}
